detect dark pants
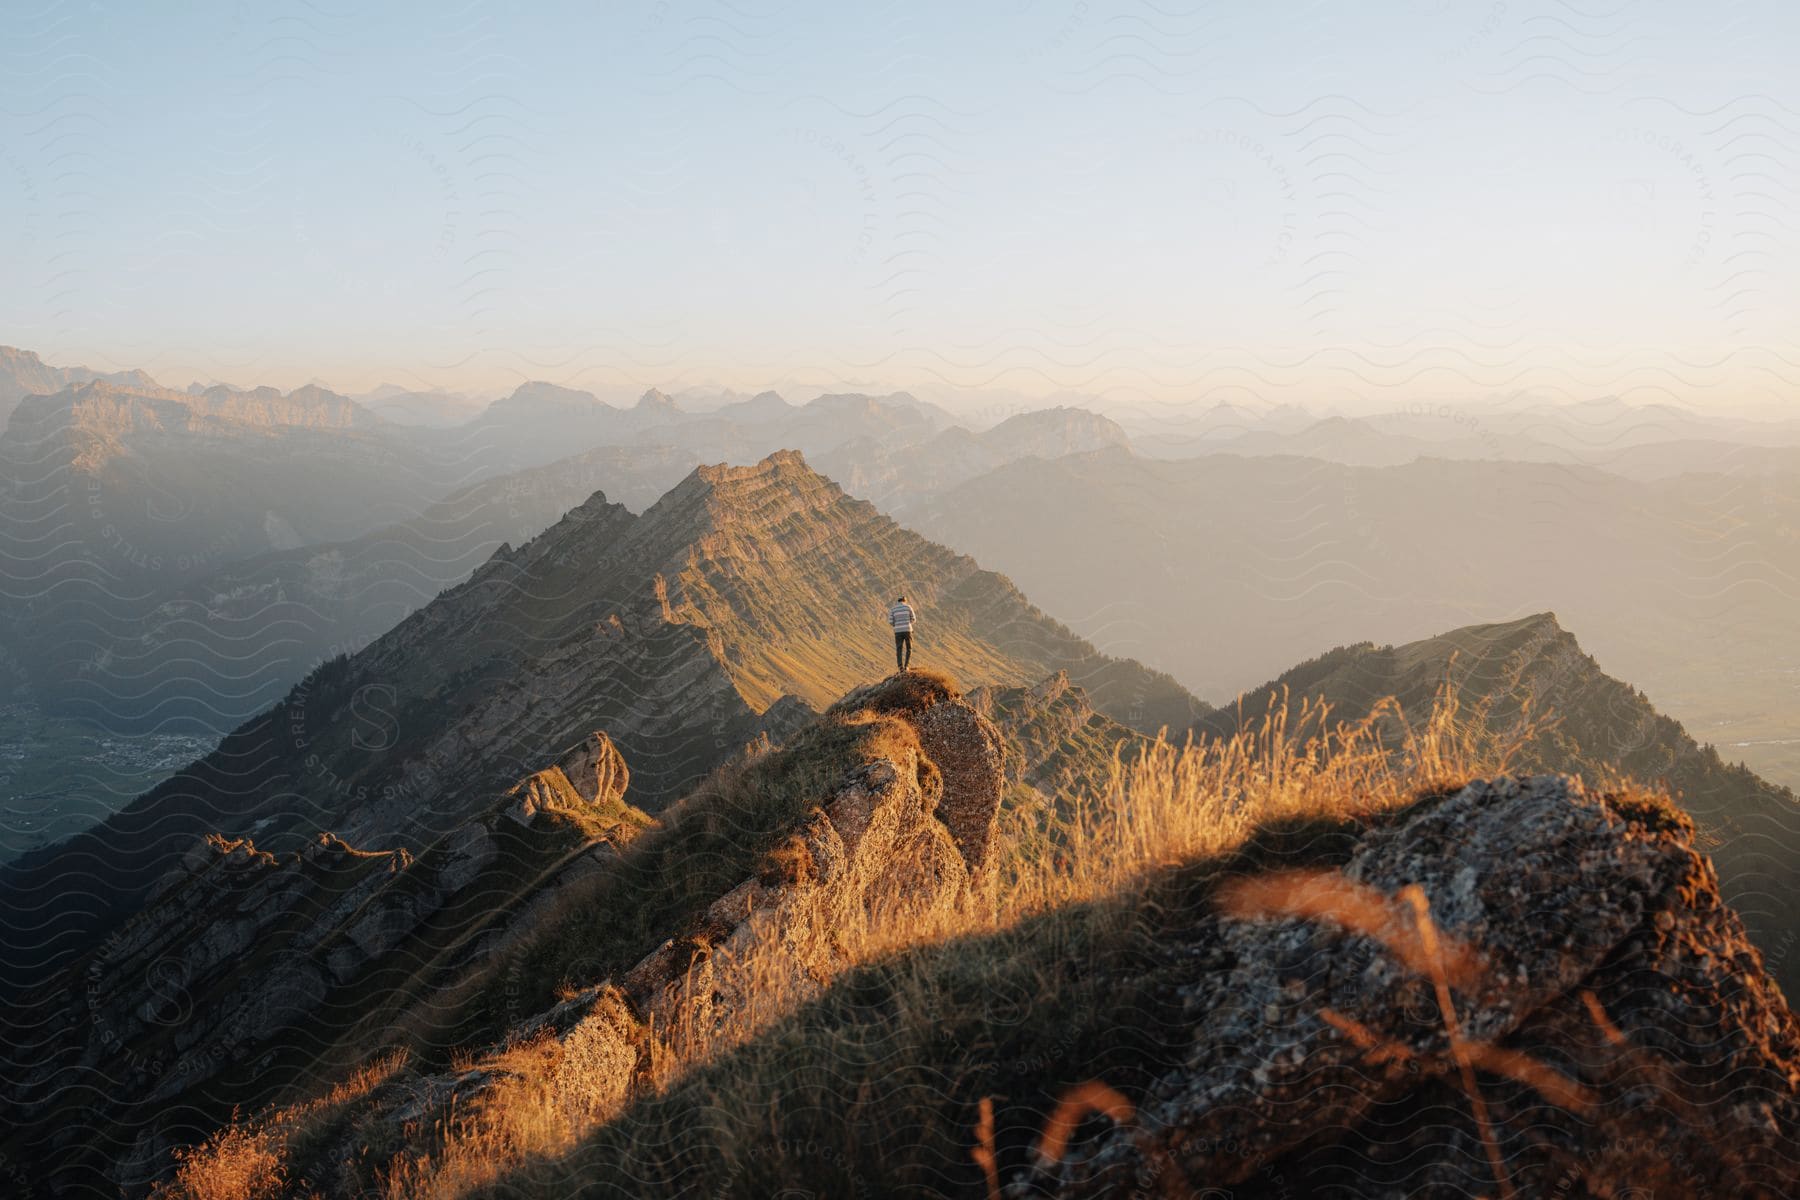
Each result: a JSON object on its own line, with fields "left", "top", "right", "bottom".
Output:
{"left": 894, "top": 630, "right": 912, "bottom": 670}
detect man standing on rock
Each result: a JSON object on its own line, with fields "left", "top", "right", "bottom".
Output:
{"left": 889, "top": 594, "right": 916, "bottom": 672}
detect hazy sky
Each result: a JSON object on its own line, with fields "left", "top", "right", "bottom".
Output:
{"left": 4, "top": 1, "right": 1798, "bottom": 415}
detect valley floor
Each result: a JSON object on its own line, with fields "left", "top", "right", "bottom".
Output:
{"left": 0, "top": 703, "right": 215, "bottom": 866}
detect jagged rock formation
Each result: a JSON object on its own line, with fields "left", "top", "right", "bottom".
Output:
{"left": 830, "top": 675, "right": 1007, "bottom": 886}
{"left": 970, "top": 669, "right": 1142, "bottom": 805}
{"left": 538, "top": 691, "right": 1005, "bottom": 1125}
{"left": 1029, "top": 775, "right": 1800, "bottom": 1198}
{"left": 0, "top": 345, "right": 159, "bottom": 431}
{"left": 0, "top": 733, "right": 649, "bottom": 1195}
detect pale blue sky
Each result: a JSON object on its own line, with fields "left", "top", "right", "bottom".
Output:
{"left": 4, "top": 0, "right": 1798, "bottom": 414}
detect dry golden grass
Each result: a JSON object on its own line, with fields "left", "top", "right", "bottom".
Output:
{"left": 1000, "top": 686, "right": 1517, "bottom": 925}
{"left": 379, "top": 1036, "right": 573, "bottom": 1200}
{"left": 158, "top": 1123, "right": 285, "bottom": 1200}
{"left": 152, "top": 1053, "right": 408, "bottom": 1200}
{"left": 157, "top": 684, "right": 1526, "bottom": 1200}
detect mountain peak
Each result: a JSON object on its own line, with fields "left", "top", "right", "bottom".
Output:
{"left": 985, "top": 405, "right": 1129, "bottom": 455}
{"left": 692, "top": 447, "right": 812, "bottom": 486}
{"left": 636, "top": 387, "right": 679, "bottom": 412}
{"left": 639, "top": 451, "right": 841, "bottom": 555}
{"left": 505, "top": 380, "right": 607, "bottom": 410}
{"left": 283, "top": 382, "right": 355, "bottom": 406}
{"left": 715, "top": 390, "right": 791, "bottom": 421}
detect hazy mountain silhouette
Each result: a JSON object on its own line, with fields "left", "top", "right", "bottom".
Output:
{"left": 0, "top": 346, "right": 161, "bottom": 433}
{"left": 814, "top": 405, "right": 1129, "bottom": 513}
{"left": 913, "top": 445, "right": 1800, "bottom": 792}
{"left": 353, "top": 383, "right": 491, "bottom": 427}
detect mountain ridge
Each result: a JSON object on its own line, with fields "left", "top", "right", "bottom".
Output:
{"left": 0, "top": 451, "right": 1210, "bottom": 992}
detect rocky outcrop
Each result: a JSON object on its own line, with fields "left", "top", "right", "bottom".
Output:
{"left": 292, "top": 684, "right": 1009, "bottom": 1173}
{"left": 1026, "top": 775, "right": 1800, "bottom": 1199}
{"left": 504, "top": 731, "right": 630, "bottom": 826}
{"left": 969, "top": 670, "right": 1140, "bottom": 805}
{"left": 628, "top": 704, "right": 1001, "bottom": 1017}
{"left": 551, "top": 690, "right": 1001, "bottom": 1098}
{"left": 553, "top": 732, "right": 631, "bottom": 805}
{"left": 914, "top": 699, "right": 1006, "bottom": 882}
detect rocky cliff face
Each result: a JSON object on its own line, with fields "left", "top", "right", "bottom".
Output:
{"left": 0, "top": 346, "right": 160, "bottom": 432}
{"left": 1, "top": 732, "right": 648, "bottom": 1194}
{"left": 1028, "top": 775, "right": 1800, "bottom": 1198}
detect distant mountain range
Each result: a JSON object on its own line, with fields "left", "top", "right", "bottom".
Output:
{"left": 813, "top": 405, "right": 1129, "bottom": 514}
{"left": 4, "top": 344, "right": 1798, "bottom": 885}
{"left": 0, "top": 346, "right": 161, "bottom": 432}
{"left": 1116, "top": 392, "right": 1800, "bottom": 465}
{"left": 37, "top": 444, "right": 704, "bottom": 734}
{"left": 0, "top": 379, "right": 466, "bottom": 762}
{"left": 352, "top": 382, "right": 493, "bottom": 427}
{"left": 0, "top": 373, "right": 1126, "bottom": 750}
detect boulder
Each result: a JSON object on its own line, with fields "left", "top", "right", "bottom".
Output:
{"left": 914, "top": 699, "right": 1006, "bottom": 881}
{"left": 1031, "top": 776, "right": 1800, "bottom": 1199}
{"left": 556, "top": 731, "right": 630, "bottom": 807}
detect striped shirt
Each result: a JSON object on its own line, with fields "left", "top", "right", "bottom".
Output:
{"left": 888, "top": 601, "right": 916, "bottom": 632}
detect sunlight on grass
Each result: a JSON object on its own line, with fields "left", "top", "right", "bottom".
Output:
{"left": 153, "top": 683, "right": 1531, "bottom": 1200}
